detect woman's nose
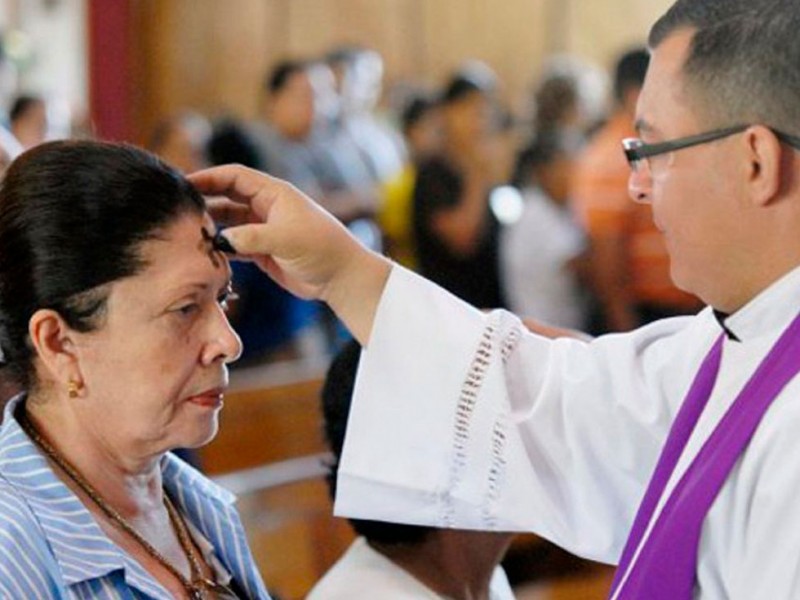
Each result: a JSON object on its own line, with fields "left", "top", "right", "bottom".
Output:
{"left": 203, "top": 306, "right": 243, "bottom": 365}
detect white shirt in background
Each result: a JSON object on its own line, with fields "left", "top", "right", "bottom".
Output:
{"left": 307, "top": 537, "right": 515, "bottom": 599}
{"left": 499, "top": 187, "right": 587, "bottom": 329}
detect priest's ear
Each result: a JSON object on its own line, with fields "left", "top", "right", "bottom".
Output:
{"left": 28, "top": 309, "right": 83, "bottom": 390}
{"left": 742, "top": 125, "right": 784, "bottom": 207}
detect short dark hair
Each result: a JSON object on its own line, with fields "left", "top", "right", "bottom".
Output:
{"left": 649, "top": 0, "right": 753, "bottom": 48}
{"left": 649, "top": 0, "right": 800, "bottom": 133}
{"left": 512, "top": 132, "right": 573, "bottom": 188}
{"left": 401, "top": 94, "right": 438, "bottom": 134}
{"left": 207, "top": 119, "right": 264, "bottom": 169}
{"left": 441, "top": 74, "right": 489, "bottom": 106}
{"left": 533, "top": 74, "right": 578, "bottom": 133}
{"left": 9, "top": 95, "right": 44, "bottom": 123}
{"left": 321, "top": 340, "right": 434, "bottom": 545}
{"left": 613, "top": 48, "right": 649, "bottom": 103}
{"left": 0, "top": 141, "right": 205, "bottom": 389}
{"left": 264, "top": 60, "right": 308, "bottom": 95}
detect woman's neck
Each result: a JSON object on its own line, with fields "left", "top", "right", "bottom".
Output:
{"left": 22, "top": 396, "right": 164, "bottom": 519}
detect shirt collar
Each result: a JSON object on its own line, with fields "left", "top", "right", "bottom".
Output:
{"left": 0, "top": 395, "right": 237, "bottom": 592}
{"left": 717, "top": 264, "right": 800, "bottom": 342}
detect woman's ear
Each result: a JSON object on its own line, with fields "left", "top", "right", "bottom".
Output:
{"left": 28, "top": 309, "right": 82, "bottom": 391}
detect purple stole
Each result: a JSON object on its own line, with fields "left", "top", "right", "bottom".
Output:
{"left": 611, "top": 311, "right": 800, "bottom": 599}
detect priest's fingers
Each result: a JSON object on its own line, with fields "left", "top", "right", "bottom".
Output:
{"left": 205, "top": 197, "right": 256, "bottom": 226}
{"left": 188, "top": 164, "right": 288, "bottom": 219}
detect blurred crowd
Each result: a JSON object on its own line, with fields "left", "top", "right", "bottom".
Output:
{"left": 0, "top": 43, "right": 703, "bottom": 370}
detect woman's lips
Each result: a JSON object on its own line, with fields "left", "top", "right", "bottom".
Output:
{"left": 186, "top": 388, "right": 225, "bottom": 408}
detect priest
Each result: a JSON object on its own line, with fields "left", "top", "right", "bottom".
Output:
{"left": 191, "top": 1, "right": 800, "bottom": 596}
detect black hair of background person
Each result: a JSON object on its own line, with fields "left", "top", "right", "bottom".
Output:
{"left": 208, "top": 118, "right": 264, "bottom": 170}
{"left": 321, "top": 339, "right": 435, "bottom": 545}
{"left": 9, "top": 95, "right": 43, "bottom": 124}
{"left": 264, "top": 60, "right": 309, "bottom": 95}
{"left": 440, "top": 75, "right": 490, "bottom": 106}
{"left": 612, "top": 48, "right": 650, "bottom": 104}
{"left": 401, "top": 94, "right": 438, "bottom": 135}
{"left": 0, "top": 140, "right": 204, "bottom": 390}
{"left": 511, "top": 133, "right": 569, "bottom": 189}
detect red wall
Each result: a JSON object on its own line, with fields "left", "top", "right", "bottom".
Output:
{"left": 87, "top": 0, "right": 132, "bottom": 142}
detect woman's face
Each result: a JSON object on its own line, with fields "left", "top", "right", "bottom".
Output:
{"left": 71, "top": 212, "right": 242, "bottom": 457}
{"left": 444, "top": 91, "right": 492, "bottom": 145}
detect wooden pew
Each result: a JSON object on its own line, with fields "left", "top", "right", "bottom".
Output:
{"left": 200, "top": 357, "right": 331, "bottom": 474}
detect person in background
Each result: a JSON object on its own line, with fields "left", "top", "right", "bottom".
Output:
{"left": 572, "top": 48, "right": 702, "bottom": 332}
{"left": 0, "top": 35, "right": 23, "bottom": 170}
{"left": 531, "top": 73, "right": 582, "bottom": 143}
{"left": 308, "top": 340, "right": 515, "bottom": 600}
{"left": 412, "top": 73, "right": 507, "bottom": 309}
{"left": 148, "top": 110, "right": 211, "bottom": 174}
{"left": 332, "top": 46, "right": 407, "bottom": 186}
{"left": 9, "top": 94, "right": 47, "bottom": 149}
{"left": 379, "top": 93, "right": 443, "bottom": 269}
{"left": 0, "top": 140, "right": 269, "bottom": 598}
{"left": 501, "top": 132, "right": 589, "bottom": 330}
{"left": 251, "top": 59, "right": 378, "bottom": 231}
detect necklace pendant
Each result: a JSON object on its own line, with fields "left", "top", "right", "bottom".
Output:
{"left": 189, "top": 587, "right": 207, "bottom": 600}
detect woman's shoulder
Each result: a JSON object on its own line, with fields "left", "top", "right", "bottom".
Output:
{"left": 0, "top": 475, "right": 42, "bottom": 535}
{"left": 0, "top": 478, "right": 64, "bottom": 597}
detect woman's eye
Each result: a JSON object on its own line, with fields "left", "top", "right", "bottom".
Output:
{"left": 174, "top": 303, "right": 199, "bottom": 317}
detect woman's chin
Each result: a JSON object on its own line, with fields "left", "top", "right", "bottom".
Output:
{"left": 176, "top": 416, "right": 220, "bottom": 450}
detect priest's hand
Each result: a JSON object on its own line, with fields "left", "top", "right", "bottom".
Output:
{"left": 188, "top": 165, "right": 391, "bottom": 344}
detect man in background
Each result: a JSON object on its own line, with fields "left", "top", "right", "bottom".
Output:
{"left": 573, "top": 48, "right": 701, "bottom": 332}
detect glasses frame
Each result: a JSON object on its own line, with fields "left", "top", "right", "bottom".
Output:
{"left": 622, "top": 124, "right": 800, "bottom": 172}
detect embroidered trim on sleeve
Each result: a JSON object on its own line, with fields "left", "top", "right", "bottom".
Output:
{"left": 441, "top": 313, "right": 500, "bottom": 527}
{"left": 483, "top": 322, "right": 522, "bottom": 528}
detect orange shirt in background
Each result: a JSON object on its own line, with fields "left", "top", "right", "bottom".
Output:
{"left": 572, "top": 112, "right": 700, "bottom": 310}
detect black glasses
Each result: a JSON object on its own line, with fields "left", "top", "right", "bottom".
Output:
{"left": 622, "top": 125, "right": 800, "bottom": 173}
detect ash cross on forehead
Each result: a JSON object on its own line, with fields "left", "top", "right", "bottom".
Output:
{"left": 200, "top": 227, "right": 225, "bottom": 268}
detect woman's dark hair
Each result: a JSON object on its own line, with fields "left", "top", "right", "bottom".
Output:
{"left": 0, "top": 140, "right": 205, "bottom": 389}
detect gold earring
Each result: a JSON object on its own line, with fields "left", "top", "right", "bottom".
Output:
{"left": 68, "top": 380, "right": 81, "bottom": 399}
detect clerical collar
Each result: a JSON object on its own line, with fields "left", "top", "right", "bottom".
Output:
{"left": 712, "top": 264, "right": 800, "bottom": 343}
{"left": 713, "top": 310, "right": 740, "bottom": 342}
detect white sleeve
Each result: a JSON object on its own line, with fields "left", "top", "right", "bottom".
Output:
{"left": 335, "top": 265, "right": 715, "bottom": 564}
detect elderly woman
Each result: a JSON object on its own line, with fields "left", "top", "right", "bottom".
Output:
{"left": 0, "top": 141, "right": 270, "bottom": 598}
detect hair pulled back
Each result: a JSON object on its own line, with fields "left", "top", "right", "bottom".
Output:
{"left": 0, "top": 140, "right": 205, "bottom": 389}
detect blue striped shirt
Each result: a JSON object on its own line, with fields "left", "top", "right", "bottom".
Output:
{"left": 0, "top": 396, "right": 271, "bottom": 599}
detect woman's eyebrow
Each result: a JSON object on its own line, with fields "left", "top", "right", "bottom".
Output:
{"left": 167, "top": 278, "right": 234, "bottom": 297}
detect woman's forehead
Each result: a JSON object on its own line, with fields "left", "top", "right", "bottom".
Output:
{"left": 133, "top": 213, "right": 229, "bottom": 286}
